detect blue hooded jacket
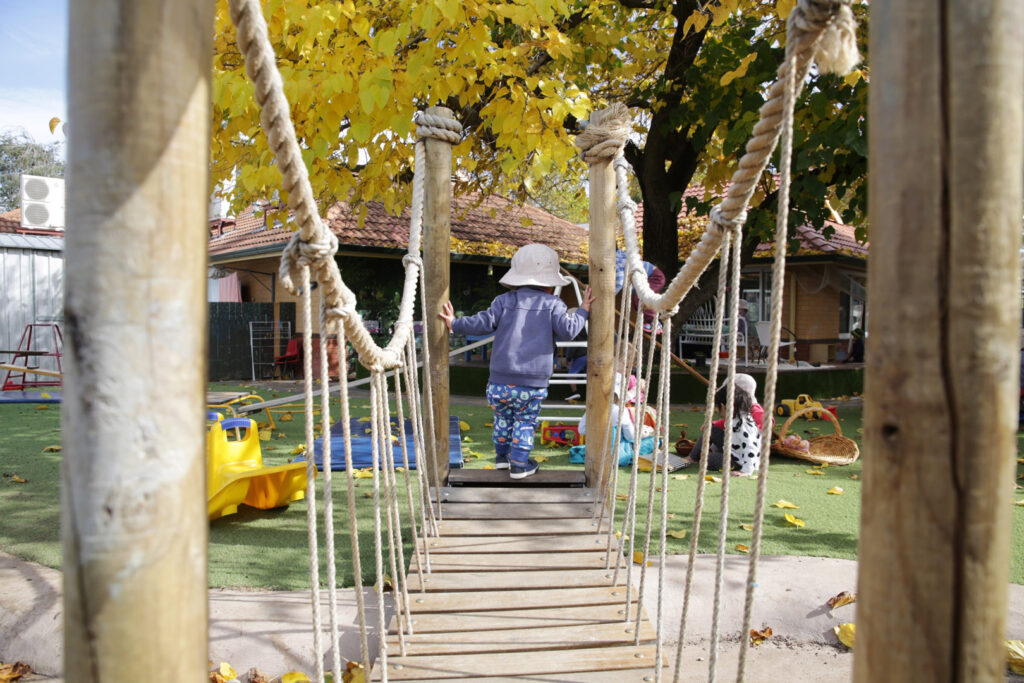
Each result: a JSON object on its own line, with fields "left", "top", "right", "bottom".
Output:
{"left": 452, "top": 286, "right": 588, "bottom": 388}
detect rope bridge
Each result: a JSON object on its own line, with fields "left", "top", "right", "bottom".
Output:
{"left": 224, "top": 0, "right": 860, "bottom": 679}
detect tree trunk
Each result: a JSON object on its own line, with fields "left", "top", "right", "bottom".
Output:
{"left": 855, "top": 1, "right": 1023, "bottom": 681}
{"left": 63, "top": 1, "right": 214, "bottom": 680}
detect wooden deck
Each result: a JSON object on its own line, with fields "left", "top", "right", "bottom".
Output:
{"left": 372, "top": 482, "right": 664, "bottom": 681}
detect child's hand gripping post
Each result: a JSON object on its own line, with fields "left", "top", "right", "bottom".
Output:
{"left": 439, "top": 300, "right": 455, "bottom": 332}
{"left": 580, "top": 286, "right": 595, "bottom": 313}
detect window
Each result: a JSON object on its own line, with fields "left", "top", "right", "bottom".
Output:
{"left": 740, "top": 269, "right": 770, "bottom": 323}
{"left": 838, "top": 272, "right": 867, "bottom": 337}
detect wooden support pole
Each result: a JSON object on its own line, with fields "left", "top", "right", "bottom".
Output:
{"left": 856, "top": 2, "right": 1023, "bottom": 681}
{"left": 63, "top": 1, "right": 214, "bottom": 680}
{"left": 424, "top": 106, "right": 454, "bottom": 483}
{"left": 585, "top": 154, "right": 616, "bottom": 490}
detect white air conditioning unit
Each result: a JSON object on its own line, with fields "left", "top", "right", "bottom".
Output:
{"left": 20, "top": 175, "right": 65, "bottom": 230}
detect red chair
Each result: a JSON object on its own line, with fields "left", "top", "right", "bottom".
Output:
{"left": 274, "top": 337, "right": 301, "bottom": 378}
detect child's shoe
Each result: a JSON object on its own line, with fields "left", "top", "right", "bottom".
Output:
{"left": 495, "top": 453, "right": 510, "bottom": 470}
{"left": 510, "top": 458, "right": 540, "bottom": 480}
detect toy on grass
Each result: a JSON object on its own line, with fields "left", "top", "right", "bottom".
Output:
{"left": 775, "top": 393, "right": 835, "bottom": 419}
{"left": 539, "top": 420, "right": 584, "bottom": 446}
{"left": 207, "top": 417, "right": 310, "bottom": 521}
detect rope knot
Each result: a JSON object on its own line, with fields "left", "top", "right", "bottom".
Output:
{"left": 709, "top": 206, "right": 746, "bottom": 236}
{"left": 617, "top": 196, "right": 638, "bottom": 216}
{"left": 576, "top": 103, "right": 631, "bottom": 164}
{"left": 789, "top": 0, "right": 860, "bottom": 75}
{"left": 414, "top": 110, "right": 463, "bottom": 144}
{"left": 402, "top": 254, "right": 424, "bottom": 270}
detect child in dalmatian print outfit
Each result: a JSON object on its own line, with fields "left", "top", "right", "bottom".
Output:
{"left": 440, "top": 244, "right": 593, "bottom": 479}
{"left": 683, "top": 374, "right": 763, "bottom": 475}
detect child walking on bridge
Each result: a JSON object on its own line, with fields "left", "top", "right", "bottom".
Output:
{"left": 440, "top": 243, "right": 593, "bottom": 479}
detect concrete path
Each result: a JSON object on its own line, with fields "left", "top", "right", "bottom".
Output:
{"left": 4, "top": 551, "right": 1024, "bottom": 681}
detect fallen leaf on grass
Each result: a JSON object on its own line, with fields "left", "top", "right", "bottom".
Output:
{"left": 259, "top": 431, "right": 271, "bottom": 441}
{"left": 483, "top": 465, "right": 495, "bottom": 470}
{"left": 805, "top": 469, "right": 825, "bottom": 476}
{"left": 0, "top": 661, "right": 32, "bottom": 682}
{"left": 42, "top": 445, "right": 61, "bottom": 452}
{"left": 672, "top": 474, "right": 691, "bottom": 481}
{"left": 706, "top": 475, "right": 721, "bottom": 483}
{"left": 459, "top": 420, "right": 471, "bottom": 431}
{"left": 257, "top": 422, "right": 271, "bottom": 430}
{"left": 827, "top": 591, "right": 857, "bottom": 611}
{"left": 534, "top": 455, "right": 548, "bottom": 463}
{"left": 749, "top": 625, "right": 773, "bottom": 645}
{"left": 632, "top": 551, "right": 652, "bottom": 566}
{"left": 352, "top": 471, "right": 374, "bottom": 479}
{"left": 849, "top": 474, "right": 860, "bottom": 480}
{"left": 616, "top": 493, "right": 629, "bottom": 501}
{"left": 772, "top": 500, "right": 799, "bottom": 509}
{"left": 784, "top": 512, "right": 805, "bottom": 528}
{"left": 735, "top": 544, "right": 749, "bottom": 553}
{"left": 739, "top": 523, "right": 754, "bottom": 531}
{"left": 364, "top": 492, "right": 372, "bottom": 498}
{"left": 484, "top": 422, "right": 493, "bottom": 427}
{"left": 35, "top": 405, "right": 48, "bottom": 411}
{"left": 290, "top": 444, "right": 306, "bottom": 455}
{"left": 10, "top": 476, "right": 27, "bottom": 484}
{"left": 666, "top": 529, "right": 688, "bottom": 539}
{"left": 834, "top": 623, "right": 855, "bottom": 648}
{"left": 1015, "top": 500, "right": 1024, "bottom": 507}
{"left": 666, "top": 513, "right": 676, "bottom": 519}
{"left": 827, "top": 486, "right": 845, "bottom": 495}
{"left": 279, "top": 412, "right": 294, "bottom": 422}
{"left": 1007, "top": 640, "right": 1024, "bottom": 675}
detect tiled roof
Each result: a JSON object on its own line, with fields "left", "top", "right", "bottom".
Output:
{"left": 0, "top": 209, "right": 21, "bottom": 233}
{"left": 209, "top": 195, "right": 590, "bottom": 265}
{"left": 0, "top": 208, "right": 66, "bottom": 238}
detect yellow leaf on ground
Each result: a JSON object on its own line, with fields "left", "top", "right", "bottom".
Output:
{"left": 279, "top": 412, "right": 293, "bottom": 422}
{"left": 343, "top": 660, "right": 367, "bottom": 683}
{"left": 666, "top": 513, "right": 676, "bottom": 519}
{"left": 358, "top": 417, "right": 370, "bottom": 422}
{"left": 534, "top": 456, "right": 548, "bottom": 463}
{"left": 282, "top": 673, "right": 312, "bottom": 683}
{"left": 706, "top": 475, "right": 721, "bottom": 483}
{"left": 259, "top": 431, "right": 271, "bottom": 441}
{"left": 666, "top": 529, "right": 687, "bottom": 539}
{"left": 749, "top": 625, "right": 773, "bottom": 645}
{"left": 459, "top": 420, "right": 471, "bottom": 431}
{"left": 10, "top": 476, "right": 27, "bottom": 484}
{"left": 616, "top": 493, "right": 629, "bottom": 501}
{"left": 739, "top": 523, "right": 754, "bottom": 531}
{"left": 483, "top": 465, "right": 495, "bottom": 470}
{"left": 352, "top": 471, "right": 374, "bottom": 479}
{"left": 485, "top": 422, "right": 493, "bottom": 427}
{"left": 735, "top": 544, "right": 750, "bottom": 553}
{"left": 773, "top": 500, "right": 799, "bottom": 509}
{"left": 827, "top": 487, "right": 845, "bottom": 495}
{"left": 290, "top": 444, "right": 306, "bottom": 455}
{"left": 1007, "top": 640, "right": 1024, "bottom": 674}
{"left": 35, "top": 405, "right": 48, "bottom": 410}
{"left": 672, "top": 474, "right": 690, "bottom": 481}
{"left": 827, "top": 591, "right": 857, "bottom": 610}
{"left": 834, "top": 623, "right": 855, "bottom": 648}
{"left": 276, "top": 432, "right": 286, "bottom": 439}
{"left": 42, "top": 445, "right": 62, "bottom": 452}
{"left": 805, "top": 469, "right": 825, "bottom": 476}
{"left": 217, "top": 663, "right": 237, "bottom": 680}
{"left": 40, "top": 392, "right": 51, "bottom": 399}
{"left": 632, "top": 551, "right": 651, "bottom": 566}
{"left": 0, "top": 661, "right": 32, "bottom": 681}
{"left": 784, "top": 512, "right": 805, "bottom": 528}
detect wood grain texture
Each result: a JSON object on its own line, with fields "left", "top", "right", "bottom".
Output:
{"left": 857, "top": 2, "right": 1023, "bottom": 681}
{"left": 405, "top": 586, "right": 636, "bottom": 613}
{"left": 407, "top": 568, "right": 622, "bottom": 592}
{"left": 418, "top": 533, "right": 616, "bottom": 554}
{"left": 400, "top": 603, "right": 641, "bottom": 634}
{"left": 62, "top": 1, "right": 214, "bottom": 680}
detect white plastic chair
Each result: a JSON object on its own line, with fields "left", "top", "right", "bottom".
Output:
{"left": 754, "top": 320, "right": 798, "bottom": 363}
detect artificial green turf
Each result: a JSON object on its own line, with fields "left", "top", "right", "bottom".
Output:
{"left": 3, "top": 385, "right": 1024, "bottom": 590}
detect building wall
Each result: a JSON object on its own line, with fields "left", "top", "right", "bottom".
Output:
{"left": 784, "top": 264, "right": 848, "bottom": 362}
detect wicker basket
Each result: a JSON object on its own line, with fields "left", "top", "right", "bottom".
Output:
{"left": 771, "top": 406, "right": 859, "bottom": 466}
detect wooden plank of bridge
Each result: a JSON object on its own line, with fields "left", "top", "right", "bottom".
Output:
{"left": 373, "top": 484, "right": 663, "bottom": 681}
{"left": 446, "top": 469, "right": 587, "bottom": 487}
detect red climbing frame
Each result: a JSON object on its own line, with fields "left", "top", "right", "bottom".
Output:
{"left": 2, "top": 323, "right": 64, "bottom": 391}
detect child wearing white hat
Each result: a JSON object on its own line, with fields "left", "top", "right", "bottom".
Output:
{"left": 440, "top": 243, "right": 594, "bottom": 479}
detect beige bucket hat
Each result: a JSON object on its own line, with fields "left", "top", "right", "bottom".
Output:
{"left": 499, "top": 243, "right": 571, "bottom": 288}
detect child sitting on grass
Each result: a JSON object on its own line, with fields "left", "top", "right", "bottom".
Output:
{"left": 683, "top": 374, "right": 763, "bottom": 475}
{"left": 440, "top": 243, "right": 593, "bottom": 479}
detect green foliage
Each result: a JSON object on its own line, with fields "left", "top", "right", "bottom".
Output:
{"left": 0, "top": 130, "right": 64, "bottom": 212}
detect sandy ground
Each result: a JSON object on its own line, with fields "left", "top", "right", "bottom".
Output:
{"left": 5, "top": 551, "right": 1024, "bottom": 681}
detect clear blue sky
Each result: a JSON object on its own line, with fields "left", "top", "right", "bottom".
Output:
{"left": 0, "top": 0, "right": 68, "bottom": 144}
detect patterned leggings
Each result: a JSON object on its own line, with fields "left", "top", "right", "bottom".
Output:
{"left": 485, "top": 383, "right": 548, "bottom": 460}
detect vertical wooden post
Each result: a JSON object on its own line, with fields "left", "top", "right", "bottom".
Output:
{"left": 856, "top": 2, "right": 1023, "bottom": 681}
{"left": 423, "top": 106, "right": 454, "bottom": 482}
{"left": 63, "top": 1, "right": 214, "bottom": 680}
{"left": 585, "top": 157, "right": 616, "bottom": 490}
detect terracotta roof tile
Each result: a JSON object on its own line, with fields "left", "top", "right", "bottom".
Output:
{"left": 209, "top": 195, "right": 590, "bottom": 264}
{"left": 0, "top": 208, "right": 65, "bottom": 237}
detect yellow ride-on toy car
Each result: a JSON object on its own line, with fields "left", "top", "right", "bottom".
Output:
{"left": 776, "top": 394, "right": 830, "bottom": 419}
